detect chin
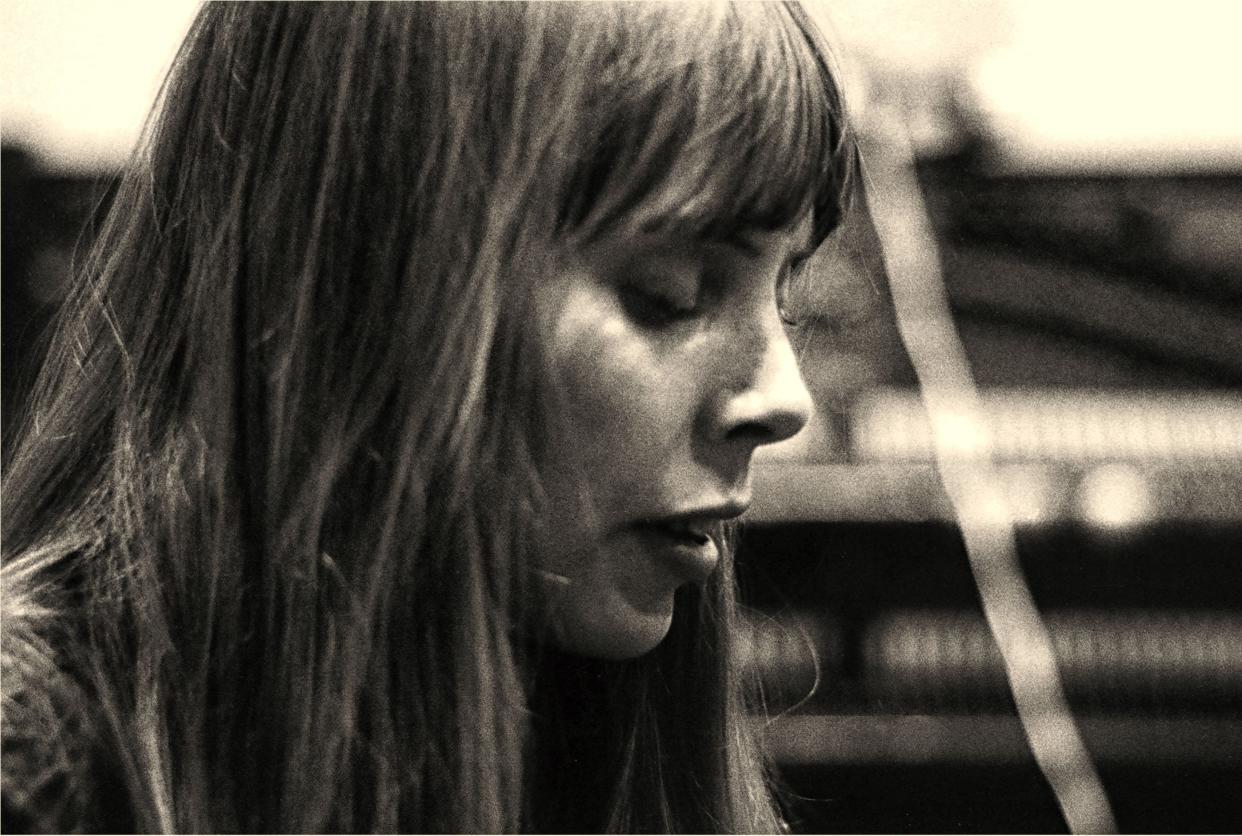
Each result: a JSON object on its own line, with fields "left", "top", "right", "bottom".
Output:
{"left": 550, "top": 592, "right": 676, "bottom": 660}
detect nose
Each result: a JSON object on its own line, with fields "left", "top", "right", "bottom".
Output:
{"left": 713, "top": 317, "right": 814, "bottom": 448}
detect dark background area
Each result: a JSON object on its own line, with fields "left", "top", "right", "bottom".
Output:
{"left": 2, "top": 145, "right": 117, "bottom": 454}
{"left": 740, "top": 521, "right": 1240, "bottom": 833}
{"left": 738, "top": 145, "right": 1242, "bottom": 833}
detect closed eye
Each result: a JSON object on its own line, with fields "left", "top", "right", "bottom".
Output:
{"left": 618, "top": 284, "right": 700, "bottom": 328}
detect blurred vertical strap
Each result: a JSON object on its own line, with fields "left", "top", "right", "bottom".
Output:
{"left": 861, "top": 110, "right": 1118, "bottom": 833}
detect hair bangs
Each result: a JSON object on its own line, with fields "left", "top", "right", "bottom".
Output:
{"left": 561, "top": 2, "right": 855, "bottom": 247}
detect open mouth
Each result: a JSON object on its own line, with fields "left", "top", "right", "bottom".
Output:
{"left": 649, "top": 519, "right": 712, "bottom": 545}
{"left": 631, "top": 519, "right": 721, "bottom": 581}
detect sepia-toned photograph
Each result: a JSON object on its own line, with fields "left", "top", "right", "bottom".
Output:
{"left": 2, "top": 2, "right": 1239, "bottom": 833}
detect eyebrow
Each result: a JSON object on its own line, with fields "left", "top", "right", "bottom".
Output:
{"left": 715, "top": 231, "right": 815, "bottom": 269}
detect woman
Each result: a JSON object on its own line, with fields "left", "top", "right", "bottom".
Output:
{"left": 1, "top": 2, "right": 856, "bottom": 832}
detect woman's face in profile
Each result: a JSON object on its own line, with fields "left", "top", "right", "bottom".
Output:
{"left": 536, "top": 214, "right": 816, "bottom": 659}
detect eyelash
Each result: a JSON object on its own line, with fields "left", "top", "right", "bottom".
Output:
{"left": 619, "top": 284, "right": 699, "bottom": 327}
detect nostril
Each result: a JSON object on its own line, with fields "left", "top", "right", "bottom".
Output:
{"left": 771, "top": 407, "right": 810, "bottom": 443}
{"left": 716, "top": 378, "right": 813, "bottom": 447}
{"left": 726, "top": 407, "right": 808, "bottom": 446}
{"left": 726, "top": 421, "right": 775, "bottom": 444}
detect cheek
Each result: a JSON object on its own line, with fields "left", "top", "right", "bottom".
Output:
{"left": 548, "top": 293, "right": 689, "bottom": 489}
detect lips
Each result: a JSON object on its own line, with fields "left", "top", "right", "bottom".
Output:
{"left": 651, "top": 518, "right": 713, "bottom": 544}
{"left": 626, "top": 500, "right": 748, "bottom": 582}
{"left": 630, "top": 513, "right": 737, "bottom": 582}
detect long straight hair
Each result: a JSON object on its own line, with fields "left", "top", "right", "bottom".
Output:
{"left": 1, "top": 3, "right": 855, "bottom": 832}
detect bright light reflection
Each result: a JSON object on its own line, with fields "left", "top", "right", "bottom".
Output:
{"left": 1077, "top": 464, "right": 1153, "bottom": 528}
{"left": 933, "top": 410, "right": 990, "bottom": 459}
